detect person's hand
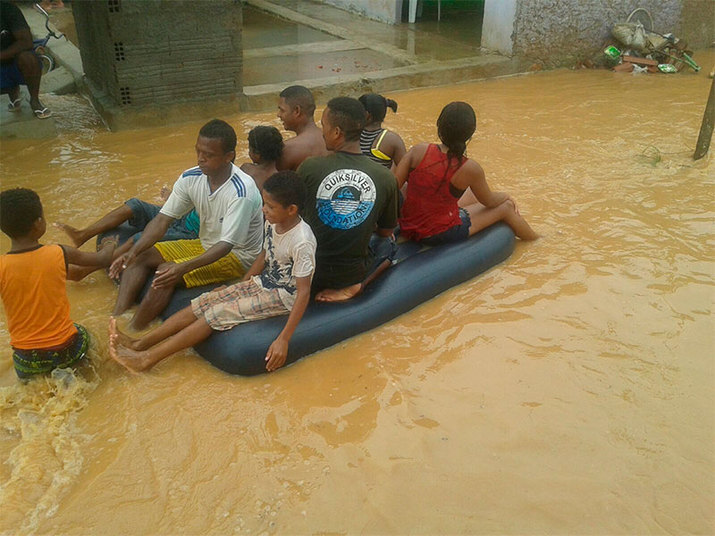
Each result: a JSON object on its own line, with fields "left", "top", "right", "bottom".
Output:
{"left": 265, "top": 337, "right": 288, "bottom": 372}
{"left": 109, "top": 251, "right": 134, "bottom": 279}
{"left": 151, "top": 262, "right": 184, "bottom": 289}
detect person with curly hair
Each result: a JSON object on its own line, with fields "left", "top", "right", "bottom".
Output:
{"left": 0, "top": 188, "right": 117, "bottom": 379}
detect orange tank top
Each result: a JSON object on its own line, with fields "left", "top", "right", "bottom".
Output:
{"left": 0, "top": 244, "right": 77, "bottom": 349}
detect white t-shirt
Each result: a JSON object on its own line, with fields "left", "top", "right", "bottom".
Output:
{"left": 255, "top": 218, "right": 317, "bottom": 308}
{"left": 161, "top": 164, "right": 264, "bottom": 269}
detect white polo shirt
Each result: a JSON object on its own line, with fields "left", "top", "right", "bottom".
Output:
{"left": 160, "top": 164, "right": 263, "bottom": 269}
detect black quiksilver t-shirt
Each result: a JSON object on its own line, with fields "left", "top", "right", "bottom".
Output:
{"left": 298, "top": 151, "right": 398, "bottom": 289}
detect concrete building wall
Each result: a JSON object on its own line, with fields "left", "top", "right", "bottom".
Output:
{"left": 72, "top": 0, "right": 243, "bottom": 129}
{"left": 487, "top": 0, "right": 713, "bottom": 67}
{"left": 512, "top": 0, "right": 681, "bottom": 66}
{"left": 677, "top": 0, "right": 715, "bottom": 50}
{"left": 482, "top": 0, "right": 517, "bottom": 55}
{"left": 321, "top": 0, "right": 402, "bottom": 24}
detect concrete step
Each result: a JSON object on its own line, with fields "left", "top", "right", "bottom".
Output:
{"left": 0, "top": 96, "right": 57, "bottom": 139}
{"left": 40, "top": 65, "right": 76, "bottom": 95}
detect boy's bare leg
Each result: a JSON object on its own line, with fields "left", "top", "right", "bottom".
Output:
{"left": 56, "top": 204, "right": 134, "bottom": 247}
{"left": 109, "top": 316, "right": 213, "bottom": 372}
{"left": 112, "top": 306, "right": 198, "bottom": 351}
{"left": 113, "top": 248, "right": 163, "bottom": 316}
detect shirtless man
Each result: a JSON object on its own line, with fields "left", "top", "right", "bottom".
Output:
{"left": 276, "top": 85, "right": 328, "bottom": 171}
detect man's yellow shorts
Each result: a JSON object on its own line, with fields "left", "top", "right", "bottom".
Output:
{"left": 154, "top": 239, "right": 245, "bottom": 288}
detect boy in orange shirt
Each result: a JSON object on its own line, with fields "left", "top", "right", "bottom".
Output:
{"left": 0, "top": 188, "right": 117, "bottom": 379}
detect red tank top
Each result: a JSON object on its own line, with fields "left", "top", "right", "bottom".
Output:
{"left": 399, "top": 144, "right": 465, "bottom": 240}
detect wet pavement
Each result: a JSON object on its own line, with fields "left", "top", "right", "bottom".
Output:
{"left": 2, "top": 0, "right": 521, "bottom": 135}
{"left": 240, "top": 0, "right": 519, "bottom": 111}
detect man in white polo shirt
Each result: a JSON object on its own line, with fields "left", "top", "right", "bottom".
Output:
{"left": 110, "top": 119, "right": 263, "bottom": 330}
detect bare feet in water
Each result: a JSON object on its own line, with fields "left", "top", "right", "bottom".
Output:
{"left": 108, "top": 317, "right": 150, "bottom": 373}
{"left": 315, "top": 282, "right": 362, "bottom": 303}
{"left": 54, "top": 222, "right": 87, "bottom": 248}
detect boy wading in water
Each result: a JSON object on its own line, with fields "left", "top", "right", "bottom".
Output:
{"left": 0, "top": 188, "right": 117, "bottom": 379}
{"left": 109, "top": 171, "right": 317, "bottom": 373}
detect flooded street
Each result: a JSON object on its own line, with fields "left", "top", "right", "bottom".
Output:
{"left": 1, "top": 51, "right": 714, "bottom": 534}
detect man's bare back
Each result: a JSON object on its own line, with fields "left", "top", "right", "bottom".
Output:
{"left": 278, "top": 123, "right": 328, "bottom": 171}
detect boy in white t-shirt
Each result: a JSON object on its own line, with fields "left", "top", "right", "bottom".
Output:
{"left": 109, "top": 171, "right": 317, "bottom": 374}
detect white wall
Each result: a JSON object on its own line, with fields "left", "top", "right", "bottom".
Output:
{"left": 481, "top": 0, "right": 517, "bottom": 55}
{"left": 322, "top": 0, "right": 402, "bottom": 24}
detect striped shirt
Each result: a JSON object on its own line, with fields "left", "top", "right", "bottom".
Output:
{"left": 359, "top": 128, "right": 392, "bottom": 168}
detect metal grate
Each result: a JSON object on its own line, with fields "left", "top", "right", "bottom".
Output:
{"left": 108, "top": 0, "right": 121, "bottom": 13}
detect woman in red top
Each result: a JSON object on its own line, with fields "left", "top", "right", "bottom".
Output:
{"left": 396, "top": 102, "right": 537, "bottom": 245}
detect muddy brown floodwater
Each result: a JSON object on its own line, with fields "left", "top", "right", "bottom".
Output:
{"left": 1, "top": 51, "right": 714, "bottom": 535}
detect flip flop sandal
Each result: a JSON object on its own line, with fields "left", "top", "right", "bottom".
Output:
{"left": 8, "top": 98, "right": 22, "bottom": 112}
{"left": 33, "top": 107, "right": 53, "bottom": 119}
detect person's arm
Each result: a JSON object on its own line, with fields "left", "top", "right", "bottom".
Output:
{"left": 240, "top": 250, "right": 266, "bottom": 281}
{"left": 265, "top": 275, "right": 311, "bottom": 372}
{"left": 151, "top": 240, "right": 233, "bottom": 289}
{"left": 457, "top": 160, "right": 511, "bottom": 208}
{"left": 386, "top": 132, "right": 407, "bottom": 169}
{"left": 394, "top": 147, "right": 413, "bottom": 189}
{"left": 375, "top": 169, "right": 400, "bottom": 237}
{"left": 0, "top": 10, "right": 33, "bottom": 62}
{"left": 108, "top": 213, "right": 173, "bottom": 278}
{"left": 63, "top": 238, "right": 117, "bottom": 268}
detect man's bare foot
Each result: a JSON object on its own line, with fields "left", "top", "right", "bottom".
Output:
{"left": 54, "top": 222, "right": 87, "bottom": 248}
{"left": 315, "top": 283, "right": 362, "bottom": 303}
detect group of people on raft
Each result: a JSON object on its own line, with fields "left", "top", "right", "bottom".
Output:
{"left": 0, "top": 86, "right": 537, "bottom": 380}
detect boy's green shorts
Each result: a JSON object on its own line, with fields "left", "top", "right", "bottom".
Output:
{"left": 12, "top": 324, "right": 90, "bottom": 379}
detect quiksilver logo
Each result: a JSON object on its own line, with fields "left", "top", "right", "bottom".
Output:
{"left": 316, "top": 169, "right": 376, "bottom": 230}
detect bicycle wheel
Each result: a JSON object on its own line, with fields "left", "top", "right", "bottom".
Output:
{"left": 626, "top": 8, "right": 654, "bottom": 32}
{"left": 38, "top": 53, "right": 54, "bottom": 75}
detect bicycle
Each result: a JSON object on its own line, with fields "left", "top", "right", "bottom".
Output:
{"left": 32, "top": 3, "right": 66, "bottom": 74}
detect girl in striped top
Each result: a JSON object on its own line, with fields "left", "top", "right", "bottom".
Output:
{"left": 358, "top": 93, "right": 407, "bottom": 171}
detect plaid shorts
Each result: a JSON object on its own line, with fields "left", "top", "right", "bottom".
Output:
{"left": 191, "top": 278, "right": 289, "bottom": 331}
{"left": 154, "top": 239, "right": 245, "bottom": 288}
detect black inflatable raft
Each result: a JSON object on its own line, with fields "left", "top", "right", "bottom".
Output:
{"left": 138, "top": 222, "right": 515, "bottom": 375}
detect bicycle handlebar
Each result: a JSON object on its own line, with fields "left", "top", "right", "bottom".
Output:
{"left": 33, "top": 3, "right": 64, "bottom": 41}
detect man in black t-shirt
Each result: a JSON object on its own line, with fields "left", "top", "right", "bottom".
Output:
{"left": 298, "top": 96, "right": 399, "bottom": 302}
{"left": 1, "top": 1, "right": 51, "bottom": 118}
